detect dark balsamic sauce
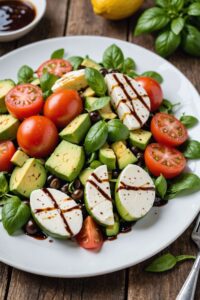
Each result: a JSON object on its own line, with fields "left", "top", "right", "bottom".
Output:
{"left": 0, "top": 0, "right": 36, "bottom": 32}
{"left": 117, "top": 181, "right": 155, "bottom": 192}
{"left": 25, "top": 230, "right": 47, "bottom": 240}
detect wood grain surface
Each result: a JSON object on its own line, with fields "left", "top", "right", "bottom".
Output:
{"left": 0, "top": 0, "right": 199, "bottom": 299}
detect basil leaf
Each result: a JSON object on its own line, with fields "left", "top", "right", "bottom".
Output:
{"left": 84, "top": 120, "right": 108, "bottom": 153}
{"left": 68, "top": 56, "right": 83, "bottom": 70}
{"left": 188, "top": 3, "right": 200, "bottom": 16}
{"left": 17, "top": 65, "right": 34, "bottom": 83}
{"left": 86, "top": 96, "right": 110, "bottom": 112}
{"left": 51, "top": 48, "right": 64, "bottom": 59}
{"left": 183, "top": 140, "right": 200, "bottom": 159}
{"left": 134, "top": 8, "right": 170, "bottom": 36}
{"left": 123, "top": 57, "right": 136, "bottom": 73}
{"left": 182, "top": 25, "right": 200, "bottom": 57}
{"left": 87, "top": 152, "right": 97, "bottom": 165}
{"left": 126, "top": 70, "right": 139, "bottom": 78}
{"left": 107, "top": 119, "right": 130, "bottom": 142}
{"left": 180, "top": 115, "right": 198, "bottom": 128}
{"left": 171, "top": 0, "right": 184, "bottom": 11}
{"left": 102, "top": 44, "right": 124, "bottom": 70}
{"left": 159, "top": 99, "right": 173, "bottom": 113}
{"left": 145, "top": 253, "right": 177, "bottom": 272}
{"left": 171, "top": 17, "right": 185, "bottom": 35}
{"left": 40, "top": 72, "right": 58, "bottom": 93}
{"left": 141, "top": 71, "right": 163, "bottom": 84}
{"left": 0, "top": 173, "right": 8, "bottom": 196}
{"left": 166, "top": 173, "right": 200, "bottom": 199}
{"left": 155, "top": 0, "right": 170, "bottom": 8}
{"left": 176, "top": 255, "right": 196, "bottom": 262}
{"left": 155, "top": 174, "right": 167, "bottom": 199}
{"left": 2, "top": 196, "right": 31, "bottom": 235}
{"left": 155, "top": 30, "right": 181, "bottom": 57}
{"left": 85, "top": 68, "right": 107, "bottom": 97}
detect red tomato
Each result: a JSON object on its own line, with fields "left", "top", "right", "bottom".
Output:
{"left": 76, "top": 216, "right": 104, "bottom": 251}
{"left": 0, "top": 141, "right": 16, "bottom": 172}
{"left": 144, "top": 143, "right": 186, "bottom": 179}
{"left": 5, "top": 84, "right": 44, "bottom": 120}
{"left": 37, "top": 59, "right": 72, "bottom": 78}
{"left": 44, "top": 89, "right": 83, "bottom": 128}
{"left": 17, "top": 116, "right": 58, "bottom": 158}
{"left": 151, "top": 113, "right": 188, "bottom": 147}
{"left": 135, "top": 76, "right": 163, "bottom": 112}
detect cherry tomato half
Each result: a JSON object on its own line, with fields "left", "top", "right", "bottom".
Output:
{"left": 76, "top": 216, "right": 104, "bottom": 251}
{"left": 144, "top": 143, "right": 186, "bottom": 179}
{"left": 135, "top": 77, "right": 163, "bottom": 112}
{"left": 44, "top": 89, "right": 83, "bottom": 128}
{"left": 37, "top": 59, "right": 72, "bottom": 78}
{"left": 151, "top": 113, "right": 188, "bottom": 147}
{"left": 0, "top": 141, "right": 16, "bottom": 172}
{"left": 5, "top": 84, "right": 44, "bottom": 120}
{"left": 17, "top": 116, "right": 58, "bottom": 158}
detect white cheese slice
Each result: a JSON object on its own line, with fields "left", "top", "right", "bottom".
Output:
{"left": 105, "top": 73, "right": 150, "bottom": 130}
{"left": 85, "top": 165, "right": 114, "bottom": 226}
{"left": 116, "top": 164, "right": 155, "bottom": 221}
{"left": 30, "top": 188, "right": 83, "bottom": 238}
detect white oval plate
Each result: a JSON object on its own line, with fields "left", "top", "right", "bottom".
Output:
{"left": 0, "top": 36, "right": 200, "bottom": 278}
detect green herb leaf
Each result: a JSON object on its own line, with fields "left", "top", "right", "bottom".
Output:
{"left": 87, "top": 152, "right": 97, "bottom": 165}
{"left": 126, "top": 70, "right": 139, "bottom": 78}
{"left": 107, "top": 119, "right": 130, "bottom": 142}
{"left": 141, "top": 71, "right": 163, "bottom": 84}
{"left": 68, "top": 56, "right": 84, "bottom": 70}
{"left": 17, "top": 65, "right": 34, "bottom": 83}
{"left": 171, "top": 0, "right": 184, "bottom": 11}
{"left": 188, "top": 3, "right": 200, "bottom": 16}
{"left": 166, "top": 173, "right": 200, "bottom": 199}
{"left": 176, "top": 255, "right": 196, "bottom": 262}
{"left": 123, "top": 57, "right": 136, "bottom": 73}
{"left": 145, "top": 253, "right": 177, "bottom": 272}
{"left": 155, "top": 174, "right": 167, "bottom": 199}
{"left": 155, "top": 30, "right": 181, "bottom": 57}
{"left": 171, "top": 17, "right": 185, "bottom": 35}
{"left": 0, "top": 173, "right": 8, "bottom": 196}
{"left": 84, "top": 120, "right": 108, "bottom": 153}
{"left": 134, "top": 8, "right": 170, "bottom": 36}
{"left": 155, "top": 0, "right": 170, "bottom": 8}
{"left": 182, "top": 25, "right": 200, "bottom": 57}
{"left": 102, "top": 44, "right": 124, "bottom": 70}
{"left": 51, "top": 48, "right": 65, "bottom": 59}
{"left": 159, "top": 99, "right": 174, "bottom": 113}
{"left": 2, "top": 196, "right": 31, "bottom": 235}
{"left": 86, "top": 96, "right": 110, "bottom": 112}
{"left": 40, "top": 72, "right": 58, "bottom": 93}
{"left": 180, "top": 115, "right": 198, "bottom": 128}
{"left": 183, "top": 140, "right": 200, "bottom": 159}
{"left": 85, "top": 68, "right": 107, "bottom": 97}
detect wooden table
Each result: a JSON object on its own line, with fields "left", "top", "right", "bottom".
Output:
{"left": 0, "top": 1, "right": 199, "bottom": 299}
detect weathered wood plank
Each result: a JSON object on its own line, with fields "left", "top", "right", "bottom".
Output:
{"left": 0, "top": 264, "right": 11, "bottom": 300}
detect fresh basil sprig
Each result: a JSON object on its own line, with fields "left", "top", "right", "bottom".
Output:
{"left": 134, "top": 1, "right": 200, "bottom": 57}
{"left": 51, "top": 48, "right": 64, "bottom": 59}
{"left": 84, "top": 120, "right": 108, "bottom": 153}
{"left": 17, "top": 65, "right": 34, "bottom": 84}
{"left": 145, "top": 253, "right": 195, "bottom": 273}
{"left": 107, "top": 119, "right": 129, "bottom": 142}
{"left": 180, "top": 115, "right": 198, "bottom": 128}
{"left": 0, "top": 173, "right": 9, "bottom": 196}
{"left": 159, "top": 99, "right": 180, "bottom": 114}
{"left": 86, "top": 96, "right": 111, "bottom": 112}
{"left": 85, "top": 68, "right": 107, "bottom": 97}
{"left": 155, "top": 174, "right": 167, "bottom": 199}
{"left": 183, "top": 140, "right": 200, "bottom": 159}
{"left": 102, "top": 44, "right": 124, "bottom": 70}
{"left": 40, "top": 72, "right": 58, "bottom": 98}
{"left": 141, "top": 71, "right": 163, "bottom": 84}
{"left": 68, "top": 56, "right": 83, "bottom": 70}
{"left": 123, "top": 57, "right": 136, "bottom": 74}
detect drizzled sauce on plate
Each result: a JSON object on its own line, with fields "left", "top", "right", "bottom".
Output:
{"left": 0, "top": 0, "right": 36, "bottom": 32}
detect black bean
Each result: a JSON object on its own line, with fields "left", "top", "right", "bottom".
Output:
{"left": 73, "top": 179, "right": 82, "bottom": 190}
{"left": 61, "top": 183, "right": 69, "bottom": 194}
{"left": 153, "top": 196, "right": 168, "bottom": 207}
{"left": 71, "top": 189, "right": 84, "bottom": 200}
{"left": 130, "top": 146, "right": 140, "bottom": 156}
{"left": 100, "top": 68, "right": 109, "bottom": 76}
{"left": 89, "top": 111, "right": 102, "bottom": 123}
{"left": 47, "top": 174, "right": 55, "bottom": 185}
{"left": 25, "top": 219, "right": 39, "bottom": 235}
{"left": 112, "top": 169, "right": 119, "bottom": 179}
{"left": 49, "top": 178, "right": 61, "bottom": 190}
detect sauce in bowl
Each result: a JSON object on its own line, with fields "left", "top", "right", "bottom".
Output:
{"left": 0, "top": 0, "right": 36, "bottom": 32}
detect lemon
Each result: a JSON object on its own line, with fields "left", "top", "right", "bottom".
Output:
{"left": 91, "top": 0, "right": 144, "bottom": 20}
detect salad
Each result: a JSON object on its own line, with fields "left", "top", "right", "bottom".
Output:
{"left": 0, "top": 44, "right": 200, "bottom": 251}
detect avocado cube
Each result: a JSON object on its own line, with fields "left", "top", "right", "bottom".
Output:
{"left": 79, "top": 168, "right": 93, "bottom": 186}
{"left": 11, "top": 149, "right": 29, "bottom": 167}
{"left": 82, "top": 87, "right": 95, "bottom": 98}
{"left": 81, "top": 58, "right": 101, "bottom": 70}
{"left": 0, "top": 80, "right": 15, "bottom": 113}
{"left": 10, "top": 158, "right": 47, "bottom": 197}
{"left": 99, "top": 144, "right": 116, "bottom": 170}
{"left": 111, "top": 141, "right": 137, "bottom": 170}
{"left": 85, "top": 97, "right": 116, "bottom": 120}
{"left": 59, "top": 113, "right": 91, "bottom": 144}
{"left": 45, "top": 141, "right": 85, "bottom": 182}
{"left": 129, "top": 129, "right": 152, "bottom": 150}
{"left": 0, "top": 114, "right": 20, "bottom": 141}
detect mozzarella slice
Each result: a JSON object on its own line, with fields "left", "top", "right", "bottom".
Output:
{"left": 52, "top": 69, "right": 88, "bottom": 92}
{"left": 115, "top": 164, "right": 155, "bottom": 221}
{"left": 30, "top": 188, "right": 83, "bottom": 238}
{"left": 105, "top": 73, "right": 150, "bottom": 130}
{"left": 85, "top": 165, "right": 114, "bottom": 226}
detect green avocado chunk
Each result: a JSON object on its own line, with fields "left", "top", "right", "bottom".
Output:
{"left": 99, "top": 143, "right": 116, "bottom": 170}
{"left": 85, "top": 97, "right": 116, "bottom": 120}
{"left": 10, "top": 158, "right": 47, "bottom": 197}
{"left": 129, "top": 129, "right": 152, "bottom": 150}
{"left": 105, "top": 214, "right": 120, "bottom": 237}
{"left": 79, "top": 168, "right": 94, "bottom": 186}
{"left": 81, "top": 58, "right": 101, "bottom": 70}
{"left": 111, "top": 141, "right": 137, "bottom": 169}
{"left": 82, "top": 87, "right": 95, "bottom": 98}
{"left": 59, "top": 113, "right": 91, "bottom": 144}
{"left": 45, "top": 140, "right": 85, "bottom": 181}
{"left": 0, "top": 79, "right": 15, "bottom": 113}
{"left": 0, "top": 114, "right": 20, "bottom": 141}
{"left": 11, "top": 149, "right": 29, "bottom": 167}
